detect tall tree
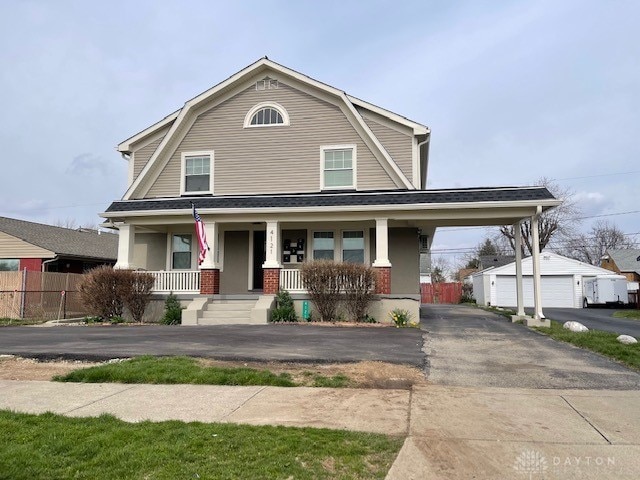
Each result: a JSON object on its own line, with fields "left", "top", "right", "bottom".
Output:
{"left": 497, "top": 177, "right": 580, "bottom": 256}
{"left": 562, "top": 220, "right": 638, "bottom": 265}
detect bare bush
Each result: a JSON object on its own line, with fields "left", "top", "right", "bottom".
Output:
{"left": 341, "top": 263, "right": 376, "bottom": 322}
{"left": 78, "top": 266, "right": 130, "bottom": 320}
{"left": 122, "top": 272, "right": 155, "bottom": 323}
{"left": 301, "top": 261, "right": 343, "bottom": 321}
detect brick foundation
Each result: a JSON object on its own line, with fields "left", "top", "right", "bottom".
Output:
{"left": 374, "top": 267, "right": 391, "bottom": 294}
{"left": 200, "top": 269, "right": 220, "bottom": 295}
{"left": 263, "top": 268, "right": 281, "bottom": 294}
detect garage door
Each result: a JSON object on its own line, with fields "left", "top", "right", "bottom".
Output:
{"left": 495, "top": 275, "right": 575, "bottom": 308}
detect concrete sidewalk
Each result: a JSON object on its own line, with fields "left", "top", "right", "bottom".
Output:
{"left": 1, "top": 380, "right": 639, "bottom": 479}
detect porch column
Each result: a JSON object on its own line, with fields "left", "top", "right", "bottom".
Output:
{"left": 372, "top": 218, "right": 392, "bottom": 294}
{"left": 514, "top": 221, "right": 525, "bottom": 317}
{"left": 262, "top": 220, "right": 281, "bottom": 294}
{"left": 530, "top": 206, "right": 546, "bottom": 323}
{"left": 114, "top": 224, "right": 135, "bottom": 269}
{"left": 199, "top": 221, "right": 219, "bottom": 295}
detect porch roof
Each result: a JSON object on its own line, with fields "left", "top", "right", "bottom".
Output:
{"left": 104, "top": 186, "right": 557, "bottom": 214}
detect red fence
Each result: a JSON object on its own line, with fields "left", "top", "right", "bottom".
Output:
{"left": 421, "top": 282, "right": 463, "bottom": 304}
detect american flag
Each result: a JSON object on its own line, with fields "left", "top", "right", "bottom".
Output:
{"left": 191, "top": 204, "right": 210, "bottom": 265}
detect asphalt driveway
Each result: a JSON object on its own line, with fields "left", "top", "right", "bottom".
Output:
{"left": 421, "top": 304, "right": 640, "bottom": 390}
{"left": 535, "top": 307, "right": 640, "bottom": 337}
{"left": 0, "top": 324, "right": 424, "bottom": 365}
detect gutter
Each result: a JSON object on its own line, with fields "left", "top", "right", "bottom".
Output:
{"left": 417, "top": 132, "right": 431, "bottom": 189}
{"left": 41, "top": 256, "right": 58, "bottom": 272}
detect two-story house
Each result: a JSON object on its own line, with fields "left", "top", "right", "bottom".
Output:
{"left": 101, "top": 58, "right": 559, "bottom": 325}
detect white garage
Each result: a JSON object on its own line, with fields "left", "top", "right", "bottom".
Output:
{"left": 472, "top": 252, "right": 624, "bottom": 309}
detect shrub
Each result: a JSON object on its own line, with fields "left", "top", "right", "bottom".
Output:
{"left": 271, "top": 290, "right": 297, "bottom": 322}
{"left": 460, "top": 283, "right": 476, "bottom": 304}
{"left": 301, "top": 261, "right": 343, "bottom": 321}
{"left": 389, "top": 308, "right": 412, "bottom": 328}
{"left": 122, "top": 272, "right": 155, "bottom": 323}
{"left": 78, "top": 266, "right": 130, "bottom": 320}
{"left": 341, "top": 263, "right": 376, "bottom": 322}
{"left": 161, "top": 294, "right": 183, "bottom": 325}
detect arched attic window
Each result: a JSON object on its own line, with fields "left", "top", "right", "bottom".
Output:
{"left": 244, "top": 102, "right": 290, "bottom": 128}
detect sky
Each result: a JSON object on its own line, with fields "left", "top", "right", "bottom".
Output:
{"left": 0, "top": 0, "right": 638, "bottom": 267}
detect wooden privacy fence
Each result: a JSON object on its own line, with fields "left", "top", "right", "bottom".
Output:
{"left": 421, "top": 282, "right": 463, "bottom": 304}
{"left": 0, "top": 270, "right": 88, "bottom": 320}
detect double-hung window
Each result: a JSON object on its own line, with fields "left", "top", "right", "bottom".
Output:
{"left": 181, "top": 151, "right": 213, "bottom": 194}
{"left": 172, "top": 234, "right": 192, "bottom": 269}
{"left": 342, "top": 231, "right": 365, "bottom": 263}
{"left": 321, "top": 145, "right": 356, "bottom": 190}
{"left": 312, "top": 231, "right": 335, "bottom": 260}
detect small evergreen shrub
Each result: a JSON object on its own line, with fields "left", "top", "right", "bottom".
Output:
{"left": 271, "top": 290, "right": 297, "bottom": 322}
{"left": 161, "top": 294, "right": 183, "bottom": 325}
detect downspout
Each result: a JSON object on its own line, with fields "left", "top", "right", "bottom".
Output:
{"left": 42, "top": 256, "right": 58, "bottom": 272}
{"left": 417, "top": 131, "right": 431, "bottom": 189}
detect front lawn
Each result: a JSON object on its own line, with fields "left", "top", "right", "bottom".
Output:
{"left": 54, "top": 356, "right": 351, "bottom": 387}
{"left": 534, "top": 321, "right": 640, "bottom": 370}
{"left": 613, "top": 310, "right": 640, "bottom": 319}
{"left": 0, "top": 318, "right": 47, "bottom": 326}
{"left": 0, "top": 411, "right": 401, "bottom": 480}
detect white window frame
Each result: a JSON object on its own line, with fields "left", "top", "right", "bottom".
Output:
{"left": 341, "top": 230, "right": 366, "bottom": 264}
{"left": 180, "top": 151, "right": 214, "bottom": 195}
{"left": 167, "top": 232, "right": 195, "bottom": 270}
{"left": 320, "top": 144, "right": 357, "bottom": 190}
{"left": 311, "top": 230, "right": 337, "bottom": 261}
{"left": 310, "top": 228, "right": 370, "bottom": 264}
{"left": 243, "top": 102, "right": 290, "bottom": 128}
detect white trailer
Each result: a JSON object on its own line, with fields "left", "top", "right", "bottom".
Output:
{"left": 583, "top": 276, "right": 629, "bottom": 308}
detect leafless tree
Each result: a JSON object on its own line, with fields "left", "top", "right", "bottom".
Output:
{"left": 561, "top": 220, "right": 638, "bottom": 265}
{"left": 431, "top": 255, "right": 452, "bottom": 283}
{"left": 496, "top": 177, "right": 581, "bottom": 256}
{"left": 53, "top": 218, "right": 78, "bottom": 229}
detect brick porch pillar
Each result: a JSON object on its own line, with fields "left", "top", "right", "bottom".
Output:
{"left": 200, "top": 269, "right": 220, "bottom": 295}
{"left": 263, "top": 268, "right": 281, "bottom": 295}
{"left": 374, "top": 267, "right": 391, "bottom": 294}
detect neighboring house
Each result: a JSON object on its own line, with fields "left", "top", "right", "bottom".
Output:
{"left": 601, "top": 249, "right": 640, "bottom": 283}
{"left": 0, "top": 217, "right": 118, "bottom": 273}
{"left": 100, "top": 58, "right": 559, "bottom": 324}
{"left": 472, "top": 252, "right": 626, "bottom": 309}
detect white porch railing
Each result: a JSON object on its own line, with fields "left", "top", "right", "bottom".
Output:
{"left": 147, "top": 271, "right": 201, "bottom": 293}
{"left": 280, "top": 269, "right": 305, "bottom": 293}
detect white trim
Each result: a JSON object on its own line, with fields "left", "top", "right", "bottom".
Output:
{"left": 127, "top": 152, "right": 135, "bottom": 186}
{"left": 180, "top": 150, "right": 214, "bottom": 195}
{"left": 320, "top": 144, "right": 357, "bottom": 191}
{"left": 340, "top": 229, "right": 369, "bottom": 264}
{"left": 247, "top": 230, "right": 254, "bottom": 291}
{"left": 411, "top": 137, "right": 420, "bottom": 188}
{"left": 118, "top": 111, "right": 179, "bottom": 152}
{"left": 347, "top": 95, "right": 429, "bottom": 135}
{"left": 243, "top": 101, "right": 290, "bottom": 128}
{"left": 169, "top": 232, "right": 195, "bottom": 270}
{"left": 311, "top": 229, "right": 337, "bottom": 261}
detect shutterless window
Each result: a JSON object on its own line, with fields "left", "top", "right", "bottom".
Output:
{"left": 0, "top": 259, "right": 19, "bottom": 271}
{"left": 324, "top": 148, "right": 353, "bottom": 188}
{"left": 172, "top": 234, "right": 192, "bottom": 269}
{"left": 250, "top": 107, "right": 284, "bottom": 126}
{"left": 342, "top": 231, "right": 364, "bottom": 263}
{"left": 185, "top": 155, "right": 210, "bottom": 192}
{"left": 313, "top": 232, "right": 334, "bottom": 260}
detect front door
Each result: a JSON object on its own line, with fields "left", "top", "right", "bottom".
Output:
{"left": 252, "top": 230, "right": 266, "bottom": 290}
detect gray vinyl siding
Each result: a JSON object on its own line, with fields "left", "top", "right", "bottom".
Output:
{"left": 220, "top": 231, "right": 250, "bottom": 294}
{"left": 360, "top": 111, "right": 414, "bottom": 184}
{"left": 0, "top": 232, "right": 54, "bottom": 259}
{"left": 132, "top": 135, "right": 165, "bottom": 182}
{"left": 146, "top": 82, "right": 397, "bottom": 198}
{"left": 389, "top": 228, "right": 419, "bottom": 295}
{"left": 133, "top": 233, "right": 167, "bottom": 270}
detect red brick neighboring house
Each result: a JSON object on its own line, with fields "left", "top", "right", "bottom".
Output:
{"left": 0, "top": 216, "right": 118, "bottom": 273}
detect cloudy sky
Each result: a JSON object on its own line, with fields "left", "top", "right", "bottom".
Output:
{"left": 1, "top": 0, "right": 638, "bottom": 264}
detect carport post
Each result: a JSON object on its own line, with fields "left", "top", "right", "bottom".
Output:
{"left": 514, "top": 222, "right": 525, "bottom": 317}
{"left": 530, "top": 207, "right": 546, "bottom": 323}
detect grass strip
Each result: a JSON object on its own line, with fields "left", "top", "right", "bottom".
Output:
{"left": 0, "top": 410, "right": 401, "bottom": 480}
{"left": 0, "top": 318, "right": 47, "bottom": 326}
{"left": 54, "top": 356, "right": 352, "bottom": 388}
{"left": 534, "top": 321, "right": 640, "bottom": 370}
{"left": 613, "top": 310, "right": 640, "bottom": 319}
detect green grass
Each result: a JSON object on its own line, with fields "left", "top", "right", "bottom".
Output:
{"left": 613, "top": 310, "right": 640, "bottom": 319}
{"left": 0, "top": 317, "right": 47, "bottom": 326}
{"left": 54, "top": 356, "right": 297, "bottom": 386}
{"left": 0, "top": 411, "right": 402, "bottom": 480}
{"left": 534, "top": 321, "right": 640, "bottom": 370}
{"left": 54, "top": 356, "right": 353, "bottom": 388}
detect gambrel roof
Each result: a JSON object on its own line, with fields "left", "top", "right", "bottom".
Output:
{"left": 119, "top": 57, "right": 430, "bottom": 200}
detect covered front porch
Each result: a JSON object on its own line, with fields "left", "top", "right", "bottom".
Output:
{"left": 103, "top": 188, "right": 560, "bottom": 325}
